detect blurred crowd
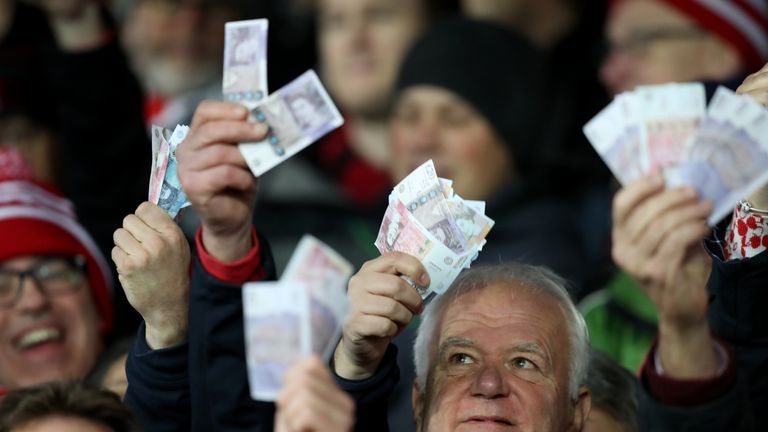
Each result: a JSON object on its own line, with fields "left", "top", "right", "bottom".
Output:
{"left": 0, "top": 0, "right": 767, "bottom": 431}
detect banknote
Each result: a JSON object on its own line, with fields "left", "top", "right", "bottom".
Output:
{"left": 377, "top": 160, "right": 495, "bottom": 298}
{"left": 239, "top": 70, "right": 344, "bottom": 177}
{"left": 148, "top": 126, "right": 171, "bottom": 204}
{"left": 587, "top": 83, "right": 768, "bottom": 225}
{"left": 243, "top": 280, "right": 310, "bottom": 401}
{"left": 447, "top": 197, "right": 494, "bottom": 250}
{"left": 394, "top": 160, "right": 467, "bottom": 253}
{"left": 666, "top": 87, "right": 768, "bottom": 225}
{"left": 375, "top": 199, "right": 467, "bottom": 297}
{"left": 583, "top": 93, "right": 645, "bottom": 185}
{"left": 635, "top": 83, "right": 705, "bottom": 173}
{"left": 156, "top": 125, "right": 190, "bottom": 217}
{"left": 223, "top": 19, "right": 269, "bottom": 106}
{"left": 282, "top": 235, "right": 352, "bottom": 360}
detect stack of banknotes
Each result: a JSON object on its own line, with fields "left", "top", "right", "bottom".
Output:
{"left": 224, "top": 19, "right": 344, "bottom": 177}
{"left": 243, "top": 235, "right": 352, "bottom": 401}
{"left": 375, "top": 160, "right": 495, "bottom": 299}
{"left": 584, "top": 84, "right": 768, "bottom": 225}
{"left": 148, "top": 124, "right": 190, "bottom": 218}
{"left": 148, "top": 19, "right": 344, "bottom": 214}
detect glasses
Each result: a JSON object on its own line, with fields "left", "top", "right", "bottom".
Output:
{"left": 0, "top": 256, "right": 87, "bottom": 308}
{"left": 606, "top": 27, "right": 708, "bottom": 58}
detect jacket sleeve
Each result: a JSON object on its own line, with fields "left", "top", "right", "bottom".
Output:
{"left": 124, "top": 322, "right": 191, "bottom": 431}
{"left": 637, "top": 372, "right": 754, "bottom": 431}
{"left": 637, "top": 240, "right": 768, "bottom": 431}
{"left": 334, "top": 343, "right": 400, "bottom": 432}
{"left": 704, "top": 239, "right": 768, "bottom": 344}
{"left": 188, "top": 231, "right": 278, "bottom": 431}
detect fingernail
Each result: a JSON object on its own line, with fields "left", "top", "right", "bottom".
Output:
{"left": 420, "top": 273, "right": 430, "bottom": 286}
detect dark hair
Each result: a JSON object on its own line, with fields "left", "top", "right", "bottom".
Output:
{"left": 586, "top": 349, "right": 638, "bottom": 432}
{"left": 0, "top": 381, "right": 140, "bottom": 432}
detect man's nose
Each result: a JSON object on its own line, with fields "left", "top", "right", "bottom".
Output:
{"left": 409, "top": 118, "right": 440, "bottom": 154}
{"left": 599, "top": 49, "right": 634, "bottom": 95}
{"left": 15, "top": 276, "right": 49, "bottom": 312}
{"left": 347, "top": 16, "right": 370, "bottom": 52}
{"left": 470, "top": 364, "right": 511, "bottom": 399}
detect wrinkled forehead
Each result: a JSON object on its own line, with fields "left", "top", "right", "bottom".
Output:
{"left": 437, "top": 283, "right": 570, "bottom": 347}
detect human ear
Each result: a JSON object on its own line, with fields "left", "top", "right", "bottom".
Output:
{"left": 572, "top": 385, "right": 592, "bottom": 431}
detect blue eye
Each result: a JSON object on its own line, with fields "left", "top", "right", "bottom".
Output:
{"left": 450, "top": 353, "right": 475, "bottom": 365}
{"left": 512, "top": 358, "right": 536, "bottom": 370}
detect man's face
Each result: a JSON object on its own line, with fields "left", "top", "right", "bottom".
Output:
{"left": 121, "top": 0, "right": 235, "bottom": 96}
{"left": 0, "top": 256, "right": 102, "bottom": 389}
{"left": 600, "top": 0, "right": 736, "bottom": 95}
{"left": 390, "top": 86, "right": 513, "bottom": 201}
{"left": 414, "top": 283, "right": 587, "bottom": 432}
{"left": 318, "top": 0, "right": 426, "bottom": 116}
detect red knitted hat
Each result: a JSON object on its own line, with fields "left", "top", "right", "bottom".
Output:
{"left": 611, "top": 0, "right": 768, "bottom": 72}
{"left": 0, "top": 148, "right": 113, "bottom": 335}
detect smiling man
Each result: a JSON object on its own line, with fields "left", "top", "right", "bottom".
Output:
{"left": 334, "top": 256, "right": 591, "bottom": 431}
{"left": 0, "top": 166, "right": 113, "bottom": 394}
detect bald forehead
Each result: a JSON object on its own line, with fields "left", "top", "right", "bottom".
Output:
{"left": 440, "top": 281, "right": 570, "bottom": 330}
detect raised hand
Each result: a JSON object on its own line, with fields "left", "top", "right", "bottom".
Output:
{"left": 112, "top": 202, "right": 191, "bottom": 349}
{"left": 737, "top": 62, "right": 768, "bottom": 107}
{"left": 333, "top": 252, "right": 427, "bottom": 380}
{"left": 176, "top": 101, "right": 268, "bottom": 262}
{"left": 275, "top": 356, "right": 355, "bottom": 432}
{"left": 612, "top": 175, "right": 717, "bottom": 378}
{"left": 737, "top": 63, "right": 768, "bottom": 208}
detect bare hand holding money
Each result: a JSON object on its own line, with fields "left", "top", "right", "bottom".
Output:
{"left": 112, "top": 202, "right": 191, "bottom": 349}
{"left": 177, "top": 101, "right": 268, "bottom": 262}
{"left": 611, "top": 175, "right": 715, "bottom": 379}
{"left": 333, "top": 252, "right": 427, "bottom": 380}
{"left": 275, "top": 356, "right": 355, "bottom": 432}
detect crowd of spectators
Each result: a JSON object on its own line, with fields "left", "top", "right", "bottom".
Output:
{"left": 1, "top": 0, "right": 767, "bottom": 431}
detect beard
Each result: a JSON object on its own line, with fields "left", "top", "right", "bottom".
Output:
{"left": 135, "top": 55, "right": 221, "bottom": 98}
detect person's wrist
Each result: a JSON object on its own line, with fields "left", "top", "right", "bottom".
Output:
{"left": 333, "top": 340, "right": 380, "bottom": 380}
{"left": 145, "top": 313, "right": 187, "bottom": 350}
{"left": 201, "top": 222, "right": 253, "bottom": 263}
{"left": 658, "top": 319, "right": 717, "bottom": 379}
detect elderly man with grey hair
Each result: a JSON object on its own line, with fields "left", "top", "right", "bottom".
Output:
{"left": 332, "top": 252, "right": 592, "bottom": 431}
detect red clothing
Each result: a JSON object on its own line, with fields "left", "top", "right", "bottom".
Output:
{"left": 195, "top": 226, "right": 265, "bottom": 284}
{"left": 315, "top": 123, "right": 391, "bottom": 209}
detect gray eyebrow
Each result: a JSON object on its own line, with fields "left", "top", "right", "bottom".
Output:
{"left": 437, "top": 337, "right": 552, "bottom": 366}
{"left": 437, "top": 337, "right": 474, "bottom": 357}
{"left": 508, "top": 341, "right": 552, "bottom": 368}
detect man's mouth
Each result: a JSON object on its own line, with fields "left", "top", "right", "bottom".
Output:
{"left": 16, "top": 327, "right": 62, "bottom": 350}
{"left": 465, "top": 416, "right": 514, "bottom": 426}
